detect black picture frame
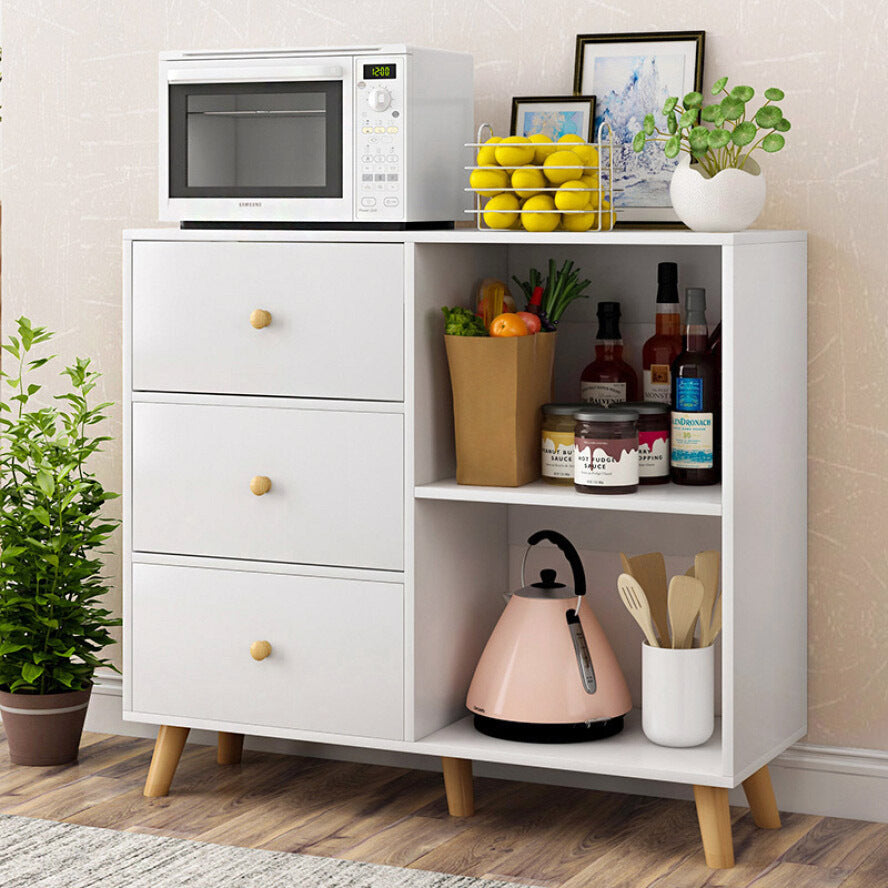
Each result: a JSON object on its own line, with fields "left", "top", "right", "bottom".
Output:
{"left": 573, "top": 31, "right": 705, "bottom": 226}
{"left": 510, "top": 95, "right": 597, "bottom": 142}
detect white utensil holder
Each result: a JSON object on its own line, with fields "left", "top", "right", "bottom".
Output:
{"left": 642, "top": 643, "right": 714, "bottom": 748}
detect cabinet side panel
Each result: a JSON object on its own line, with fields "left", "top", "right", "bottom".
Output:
{"left": 724, "top": 240, "right": 808, "bottom": 781}
{"left": 123, "top": 239, "right": 134, "bottom": 713}
{"left": 409, "top": 242, "right": 510, "bottom": 739}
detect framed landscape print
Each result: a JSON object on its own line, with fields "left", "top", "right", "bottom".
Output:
{"left": 574, "top": 31, "right": 705, "bottom": 224}
{"left": 510, "top": 95, "right": 597, "bottom": 143}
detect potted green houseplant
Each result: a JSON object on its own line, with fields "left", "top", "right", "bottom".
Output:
{"left": 0, "top": 317, "right": 120, "bottom": 765}
{"left": 632, "top": 77, "right": 791, "bottom": 231}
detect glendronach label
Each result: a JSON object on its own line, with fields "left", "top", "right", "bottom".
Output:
{"left": 671, "top": 412, "right": 713, "bottom": 468}
{"left": 574, "top": 436, "right": 639, "bottom": 487}
{"left": 638, "top": 429, "right": 670, "bottom": 477}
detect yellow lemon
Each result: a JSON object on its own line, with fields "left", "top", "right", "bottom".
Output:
{"left": 543, "top": 149, "right": 584, "bottom": 185}
{"left": 554, "top": 180, "right": 590, "bottom": 212}
{"left": 469, "top": 166, "right": 509, "bottom": 198}
{"left": 510, "top": 165, "right": 546, "bottom": 199}
{"left": 521, "top": 195, "right": 559, "bottom": 232}
{"left": 483, "top": 193, "right": 520, "bottom": 229}
{"left": 494, "top": 136, "right": 534, "bottom": 167}
{"left": 528, "top": 133, "right": 557, "bottom": 164}
{"left": 573, "top": 145, "right": 598, "bottom": 170}
{"left": 598, "top": 209, "right": 616, "bottom": 230}
{"left": 476, "top": 136, "right": 502, "bottom": 166}
{"left": 560, "top": 211, "right": 597, "bottom": 232}
{"left": 557, "top": 133, "right": 585, "bottom": 145}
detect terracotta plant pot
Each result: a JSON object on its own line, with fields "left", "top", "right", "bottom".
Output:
{"left": 669, "top": 155, "right": 766, "bottom": 232}
{"left": 0, "top": 686, "right": 91, "bottom": 766}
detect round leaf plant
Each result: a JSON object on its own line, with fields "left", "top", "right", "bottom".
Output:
{"left": 633, "top": 76, "right": 790, "bottom": 177}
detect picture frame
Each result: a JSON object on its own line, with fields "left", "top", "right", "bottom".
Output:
{"left": 510, "top": 95, "right": 597, "bottom": 143}
{"left": 573, "top": 31, "right": 705, "bottom": 225}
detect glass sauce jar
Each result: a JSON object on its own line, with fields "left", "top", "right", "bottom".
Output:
{"left": 621, "top": 401, "right": 670, "bottom": 485}
{"left": 573, "top": 408, "right": 640, "bottom": 494}
{"left": 541, "top": 404, "right": 584, "bottom": 485}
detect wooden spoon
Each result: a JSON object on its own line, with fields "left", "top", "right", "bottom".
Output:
{"left": 617, "top": 574, "right": 660, "bottom": 647}
{"left": 668, "top": 575, "right": 705, "bottom": 649}
{"left": 620, "top": 552, "right": 669, "bottom": 647}
{"left": 694, "top": 550, "right": 720, "bottom": 640}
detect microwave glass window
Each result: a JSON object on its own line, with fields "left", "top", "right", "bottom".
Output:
{"left": 362, "top": 63, "right": 396, "bottom": 79}
{"left": 168, "top": 81, "right": 343, "bottom": 198}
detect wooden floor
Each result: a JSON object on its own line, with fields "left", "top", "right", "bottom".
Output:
{"left": 0, "top": 728, "right": 886, "bottom": 888}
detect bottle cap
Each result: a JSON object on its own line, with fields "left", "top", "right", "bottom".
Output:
{"left": 658, "top": 262, "right": 677, "bottom": 284}
{"left": 685, "top": 288, "right": 707, "bottom": 311}
{"left": 657, "top": 262, "right": 679, "bottom": 303}
{"left": 595, "top": 301, "right": 622, "bottom": 340}
{"left": 597, "top": 301, "right": 621, "bottom": 319}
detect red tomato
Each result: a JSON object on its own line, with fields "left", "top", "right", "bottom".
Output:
{"left": 489, "top": 313, "right": 529, "bottom": 337}
{"left": 516, "top": 311, "right": 541, "bottom": 334}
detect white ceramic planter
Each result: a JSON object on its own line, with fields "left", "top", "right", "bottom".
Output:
{"left": 669, "top": 155, "right": 766, "bottom": 232}
{"left": 642, "top": 643, "right": 714, "bottom": 747}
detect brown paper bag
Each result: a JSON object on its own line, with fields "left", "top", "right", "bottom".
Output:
{"left": 444, "top": 332, "right": 557, "bottom": 487}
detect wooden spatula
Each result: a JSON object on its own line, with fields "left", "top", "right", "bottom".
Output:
{"left": 694, "top": 550, "right": 720, "bottom": 639}
{"left": 617, "top": 574, "right": 660, "bottom": 647}
{"left": 620, "top": 552, "right": 669, "bottom": 647}
{"left": 668, "top": 575, "right": 705, "bottom": 649}
{"left": 701, "top": 597, "right": 722, "bottom": 647}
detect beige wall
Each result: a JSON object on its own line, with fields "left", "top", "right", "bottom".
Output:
{"left": 2, "top": 2, "right": 886, "bottom": 750}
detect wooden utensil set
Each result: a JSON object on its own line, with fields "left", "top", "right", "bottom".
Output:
{"left": 618, "top": 550, "right": 722, "bottom": 649}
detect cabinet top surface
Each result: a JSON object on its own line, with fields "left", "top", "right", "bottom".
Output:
{"left": 124, "top": 227, "right": 807, "bottom": 247}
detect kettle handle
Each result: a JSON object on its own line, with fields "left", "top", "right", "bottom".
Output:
{"left": 526, "top": 530, "right": 586, "bottom": 598}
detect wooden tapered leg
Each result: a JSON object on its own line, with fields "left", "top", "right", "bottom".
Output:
{"left": 144, "top": 725, "right": 190, "bottom": 798}
{"left": 441, "top": 757, "right": 474, "bottom": 817}
{"left": 217, "top": 732, "right": 244, "bottom": 765}
{"left": 742, "top": 765, "right": 781, "bottom": 829}
{"left": 693, "top": 784, "right": 735, "bottom": 869}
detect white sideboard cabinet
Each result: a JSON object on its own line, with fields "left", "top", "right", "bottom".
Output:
{"left": 123, "top": 227, "right": 807, "bottom": 869}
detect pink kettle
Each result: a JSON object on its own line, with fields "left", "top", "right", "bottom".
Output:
{"left": 466, "top": 530, "right": 632, "bottom": 742}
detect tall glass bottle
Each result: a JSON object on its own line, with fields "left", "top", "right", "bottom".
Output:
{"left": 670, "top": 288, "right": 720, "bottom": 485}
{"left": 580, "top": 301, "right": 638, "bottom": 406}
{"left": 642, "top": 262, "right": 682, "bottom": 405}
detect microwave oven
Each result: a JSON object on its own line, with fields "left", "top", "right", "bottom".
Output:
{"left": 159, "top": 46, "right": 473, "bottom": 227}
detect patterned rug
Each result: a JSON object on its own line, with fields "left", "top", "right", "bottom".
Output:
{"left": 0, "top": 814, "right": 534, "bottom": 888}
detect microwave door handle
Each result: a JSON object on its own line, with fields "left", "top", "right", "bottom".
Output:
{"left": 167, "top": 65, "right": 344, "bottom": 83}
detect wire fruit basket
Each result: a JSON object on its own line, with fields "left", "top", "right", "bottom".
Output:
{"left": 465, "top": 122, "right": 619, "bottom": 232}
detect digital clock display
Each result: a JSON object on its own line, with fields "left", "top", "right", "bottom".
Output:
{"left": 363, "top": 63, "right": 396, "bottom": 80}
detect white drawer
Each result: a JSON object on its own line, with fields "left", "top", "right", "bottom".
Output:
{"left": 131, "top": 241, "right": 404, "bottom": 401}
{"left": 131, "top": 402, "right": 404, "bottom": 570}
{"left": 130, "top": 563, "right": 404, "bottom": 740}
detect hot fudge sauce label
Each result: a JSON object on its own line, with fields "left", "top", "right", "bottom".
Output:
{"left": 574, "top": 436, "right": 639, "bottom": 487}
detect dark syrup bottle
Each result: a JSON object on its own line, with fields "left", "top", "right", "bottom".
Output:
{"left": 580, "top": 301, "right": 638, "bottom": 406}
{"left": 670, "top": 288, "right": 720, "bottom": 486}
{"left": 642, "top": 262, "right": 682, "bottom": 405}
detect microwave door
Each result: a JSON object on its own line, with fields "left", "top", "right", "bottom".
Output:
{"left": 162, "top": 64, "right": 353, "bottom": 222}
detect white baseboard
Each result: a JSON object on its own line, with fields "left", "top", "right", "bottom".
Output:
{"left": 87, "top": 676, "right": 888, "bottom": 823}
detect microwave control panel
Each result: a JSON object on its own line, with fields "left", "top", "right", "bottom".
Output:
{"left": 355, "top": 56, "right": 405, "bottom": 220}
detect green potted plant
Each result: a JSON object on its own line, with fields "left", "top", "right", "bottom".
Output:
{"left": 0, "top": 317, "right": 120, "bottom": 765}
{"left": 632, "top": 77, "right": 791, "bottom": 231}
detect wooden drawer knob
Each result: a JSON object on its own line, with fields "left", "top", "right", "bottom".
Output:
{"left": 250, "top": 475, "right": 272, "bottom": 496}
{"left": 250, "top": 640, "right": 272, "bottom": 661}
{"left": 250, "top": 309, "right": 272, "bottom": 329}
